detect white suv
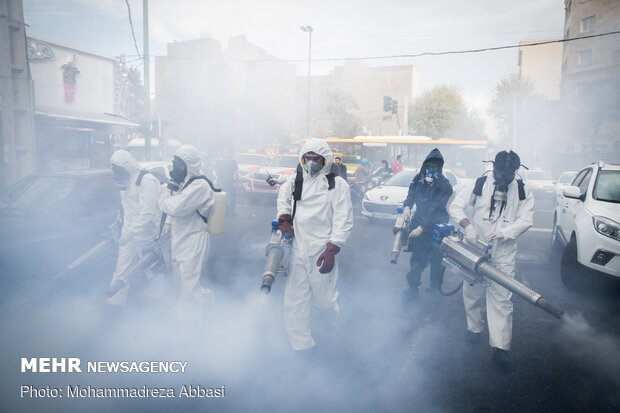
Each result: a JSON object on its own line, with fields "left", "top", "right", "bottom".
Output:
{"left": 551, "top": 162, "right": 620, "bottom": 289}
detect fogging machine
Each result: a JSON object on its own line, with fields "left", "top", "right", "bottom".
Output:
{"left": 390, "top": 206, "right": 411, "bottom": 264}
{"left": 261, "top": 220, "right": 292, "bottom": 293}
{"left": 433, "top": 224, "right": 564, "bottom": 319}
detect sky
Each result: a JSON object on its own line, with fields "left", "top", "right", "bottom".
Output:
{"left": 23, "top": 0, "right": 566, "bottom": 113}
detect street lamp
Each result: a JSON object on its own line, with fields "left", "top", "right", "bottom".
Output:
{"left": 300, "top": 25, "right": 313, "bottom": 138}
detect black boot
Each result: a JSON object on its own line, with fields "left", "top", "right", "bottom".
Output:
{"left": 465, "top": 331, "right": 481, "bottom": 344}
{"left": 492, "top": 347, "right": 512, "bottom": 371}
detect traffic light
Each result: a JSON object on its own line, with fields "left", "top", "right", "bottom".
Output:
{"left": 383, "top": 95, "right": 393, "bottom": 112}
{"left": 391, "top": 99, "right": 398, "bottom": 115}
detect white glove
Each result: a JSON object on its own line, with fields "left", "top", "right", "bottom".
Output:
{"left": 409, "top": 225, "right": 423, "bottom": 239}
{"left": 464, "top": 225, "right": 478, "bottom": 244}
{"left": 403, "top": 206, "right": 411, "bottom": 220}
{"left": 486, "top": 231, "right": 504, "bottom": 240}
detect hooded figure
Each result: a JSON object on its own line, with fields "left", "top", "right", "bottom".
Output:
{"left": 449, "top": 150, "right": 534, "bottom": 369}
{"left": 276, "top": 138, "right": 354, "bottom": 351}
{"left": 402, "top": 148, "right": 453, "bottom": 297}
{"left": 108, "top": 150, "right": 161, "bottom": 306}
{"left": 159, "top": 145, "right": 215, "bottom": 325}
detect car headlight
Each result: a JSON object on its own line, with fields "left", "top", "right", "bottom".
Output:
{"left": 239, "top": 170, "right": 249, "bottom": 177}
{"left": 363, "top": 192, "right": 370, "bottom": 201}
{"left": 593, "top": 216, "right": 620, "bottom": 241}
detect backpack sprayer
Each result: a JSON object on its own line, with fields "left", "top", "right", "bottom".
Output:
{"left": 433, "top": 223, "right": 564, "bottom": 319}
{"left": 261, "top": 220, "right": 293, "bottom": 293}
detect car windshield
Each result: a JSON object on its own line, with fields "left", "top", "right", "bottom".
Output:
{"left": 593, "top": 170, "right": 620, "bottom": 203}
{"left": 527, "top": 171, "right": 552, "bottom": 180}
{"left": 0, "top": 176, "right": 78, "bottom": 214}
{"left": 384, "top": 171, "right": 417, "bottom": 187}
{"left": 269, "top": 156, "right": 299, "bottom": 168}
{"left": 237, "top": 155, "right": 264, "bottom": 165}
{"left": 558, "top": 172, "right": 576, "bottom": 184}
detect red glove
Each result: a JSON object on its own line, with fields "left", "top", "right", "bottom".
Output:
{"left": 278, "top": 214, "right": 294, "bottom": 238}
{"left": 316, "top": 242, "right": 341, "bottom": 274}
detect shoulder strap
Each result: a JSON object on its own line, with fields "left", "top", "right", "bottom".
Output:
{"left": 292, "top": 164, "right": 304, "bottom": 221}
{"left": 135, "top": 170, "right": 152, "bottom": 186}
{"left": 517, "top": 179, "right": 526, "bottom": 201}
{"left": 473, "top": 176, "right": 487, "bottom": 197}
{"left": 326, "top": 172, "right": 336, "bottom": 190}
{"left": 182, "top": 175, "right": 222, "bottom": 192}
{"left": 291, "top": 166, "right": 336, "bottom": 221}
{"left": 180, "top": 175, "right": 221, "bottom": 225}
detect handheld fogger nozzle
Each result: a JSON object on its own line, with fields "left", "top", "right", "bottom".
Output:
{"left": 261, "top": 220, "right": 292, "bottom": 294}
{"left": 435, "top": 224, "right": 565, "bottom": 319}
{"left": 391, "top": 206, "right": 410, "bottom": 264}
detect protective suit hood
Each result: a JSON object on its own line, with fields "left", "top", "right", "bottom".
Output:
{"left": 299, "top": 138, "right": 334, "bottom": 179}
{"left": 174, "top": 145, "right": 203, "bottom": 179}
{"left": 111, "top": 150, "right": 141, "bottom": 175}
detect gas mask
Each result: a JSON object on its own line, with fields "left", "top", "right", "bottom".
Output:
{"left": 424, "top": 167, "right": 436, "bottom": 184}
{"left": 170, "top": 155, "right": 188, "bottom": 183}
{"left": 490, "top": 150, "right": 521, "bottom": 218}
{"left": 301, "top": 152, "right": 325, "bottom": 178}
{"left": 111, "top": 164, "right": 129, "bottom": 191}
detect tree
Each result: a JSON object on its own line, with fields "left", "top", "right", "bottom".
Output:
{"left": 326, "top": 88, "right": 362, "bottom": 138}
{"left": 408, "top": 85, "right": 477, "bottom": 138}
{"left": 488, "top": 73, "right": 538, "bottom": 147}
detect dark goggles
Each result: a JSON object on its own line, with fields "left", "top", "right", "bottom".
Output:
{"left": 301, "top": 153, "right": 325, "bottom": 166}
{"left": 424, "top": 159, "right": 442, "bottom": 169}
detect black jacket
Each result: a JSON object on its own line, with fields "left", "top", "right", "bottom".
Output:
{"left": 403, "top": 148, "right": 453, "bottom": 233}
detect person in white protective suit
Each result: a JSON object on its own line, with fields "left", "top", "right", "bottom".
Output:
{"left": 449, "top": 150, "right": 534, "bottom": 369}
{"left": 108, "top": 150, "right": 161, "bottom": 306}
{"left": 277, "top": 138, "right": 354, "bottom": 351}
{"left": 159, "top": 145, "right": 215, "bottom": 325}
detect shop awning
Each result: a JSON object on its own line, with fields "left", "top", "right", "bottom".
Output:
{"left": 35, "top": 107, "right": 140, "bottom": 127}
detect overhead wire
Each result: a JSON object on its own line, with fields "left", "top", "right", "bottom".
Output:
{"left": 124, "top": 0, "right": 142, "bottom": 60}
{"left": 120, "top": 30, "right": 620, "bottom": 64}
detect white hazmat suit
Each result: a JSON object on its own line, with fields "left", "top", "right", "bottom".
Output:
{"left": 277, "top": 138, "right": 354, "bottom": 350}
{"left": 108, "top": 150, "right": 161, "bottom": 306}
{"left": 159, "top": 145, "right": 215, "bottom": 324}
{"left": 449, "top": 175, "right": 534, "bottom": 350}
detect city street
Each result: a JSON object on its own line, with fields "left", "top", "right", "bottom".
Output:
{"left": 2, "top": 190, "right": 619, "bottom": 413}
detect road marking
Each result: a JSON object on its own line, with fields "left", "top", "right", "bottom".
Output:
{"left": 530, "top": 227, "right": 552, "bottom": 233}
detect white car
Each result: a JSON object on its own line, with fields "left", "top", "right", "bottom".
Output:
{"left": 236, "top": 153, "right": 266, "bottom": 181}
{"left": 241, "top": 154, "right": 298, "bottom": 194}
{"left": 553, "top": 170, "right": 577, "bottom": 208}
{"left": 551, "top": 162, "right": 620, "bottom": 288}
{"left": 361, "top": 169, "right": 460, "bottom": 220}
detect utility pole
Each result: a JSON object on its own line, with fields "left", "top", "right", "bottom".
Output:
{"left": 300, "top": 25, "right": 313, "bottom": 138}
{"left": 143, "top": 0, "right": 151, "bottom": 161}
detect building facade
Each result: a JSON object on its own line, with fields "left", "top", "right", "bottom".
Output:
{"left": 27, "top": 35, "right": 138, "bottom": 171}
{"left": 561, "top": 0, "right": 620, "bottom": 163}
{"left": 154, "top": 35, "right": 297, "bottom": 152}
{"left": 302, "top": 60, "right": 420, "bottom": 138}
{"left": 0, "top": 0, "right": 35, "bottom": 187}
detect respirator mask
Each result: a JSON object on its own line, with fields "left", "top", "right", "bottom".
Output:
{"left": 422, "top": 159, "right": 441, "bottom": 184}
{"left": 111, "top": 164, "right": 129, "bottom": 190}
{"left": 489, "top": 150, "right": 521, "bottom": 217}
{"left": 425, "top": 167, "right": 436, "bottom": 184}
{"left": 301, "top": 152, "right": 326, "bottom": 178}
{"left": 170, "top": 155, "right": 188, "bottom": 183}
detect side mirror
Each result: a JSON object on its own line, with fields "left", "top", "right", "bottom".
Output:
{"left": 563, "top": 185, "right": 583, "bottom": 200}
{"left": 552, "top": 180, "right": 557, "bottom": 185}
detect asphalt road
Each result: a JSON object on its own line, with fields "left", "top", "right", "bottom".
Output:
{"left": 2, "top": 191, "right": 619, "bottom": 412}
